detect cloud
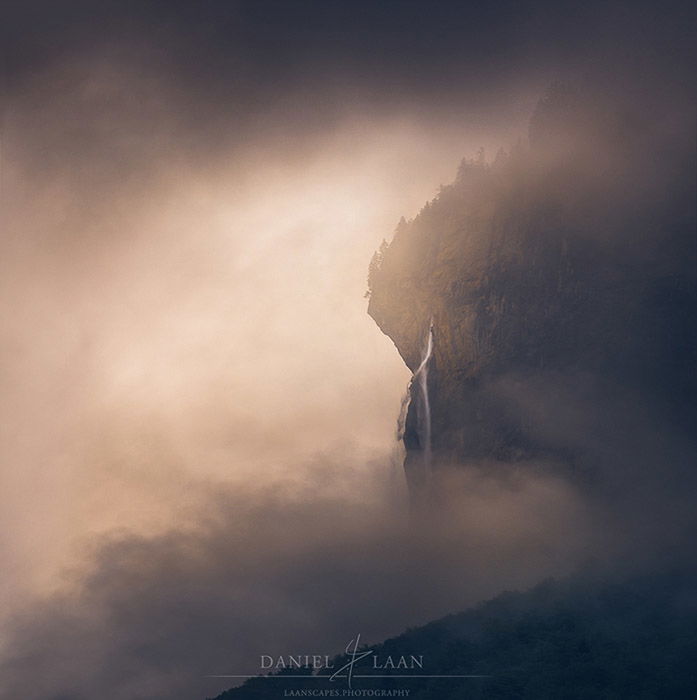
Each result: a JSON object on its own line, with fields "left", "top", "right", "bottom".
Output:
{"left": 1, "top": 4, "right": 695, "bottom": 699}
{"left": 1, "top": 450, "right": 603, "bottom": 700}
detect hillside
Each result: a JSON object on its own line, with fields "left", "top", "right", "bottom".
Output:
{"left": 211, "top": 572, "right": 697, "bottom": 699}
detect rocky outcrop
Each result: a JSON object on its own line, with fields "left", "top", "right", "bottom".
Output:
{"left": 368, "top": 85, "right": 697, "bottom": 503}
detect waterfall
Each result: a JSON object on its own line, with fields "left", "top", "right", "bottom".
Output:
{"left": 394, "top": 320, "right": 434, "bottom": 511}
{"left": 413, "top": 320, "right": 434, "bottom": 473}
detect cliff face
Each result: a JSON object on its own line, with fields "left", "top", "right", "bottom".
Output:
{"left": 368, "top": 85, "right": 697, "bottom": 500}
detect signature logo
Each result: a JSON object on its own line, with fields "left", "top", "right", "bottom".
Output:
{"left": 207, "top": 633, "right": 488, "bottom": 689}
{"left": 329, "top": 634, "right": 374, "bottom": 688}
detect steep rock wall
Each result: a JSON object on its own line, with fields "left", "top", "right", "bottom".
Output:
{"left": 367, "top": 87, "right": 697, "bottom": 502}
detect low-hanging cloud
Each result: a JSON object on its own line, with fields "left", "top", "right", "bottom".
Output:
{"left": 1, "top": 450, "right": 602, "bottom": 700}
{"left": 2, "top": 4, "right": 695, "bottom": 698}
{"left": 0, "top": 53, "right": 537, "bottom": 699}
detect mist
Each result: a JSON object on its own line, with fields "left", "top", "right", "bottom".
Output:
{"left": 0, "top": 48, "right": 541, "bottom": 697}
{"left": 1, "top": 2, "right": 695, "bottom": 699}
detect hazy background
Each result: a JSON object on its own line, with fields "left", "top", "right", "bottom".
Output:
{"left": 1, "top": 1, "right": 694, "bottom": 698}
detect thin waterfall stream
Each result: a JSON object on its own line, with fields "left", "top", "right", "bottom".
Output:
{"left": 396, "top": 320, "right": 434, "bottom": 486}
{"left": 413, "top": 319, "right": 434, "bottom": 474}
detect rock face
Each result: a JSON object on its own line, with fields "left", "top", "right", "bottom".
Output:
{"left": 367, "top": 84, "right": 697, "bottom": 504}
